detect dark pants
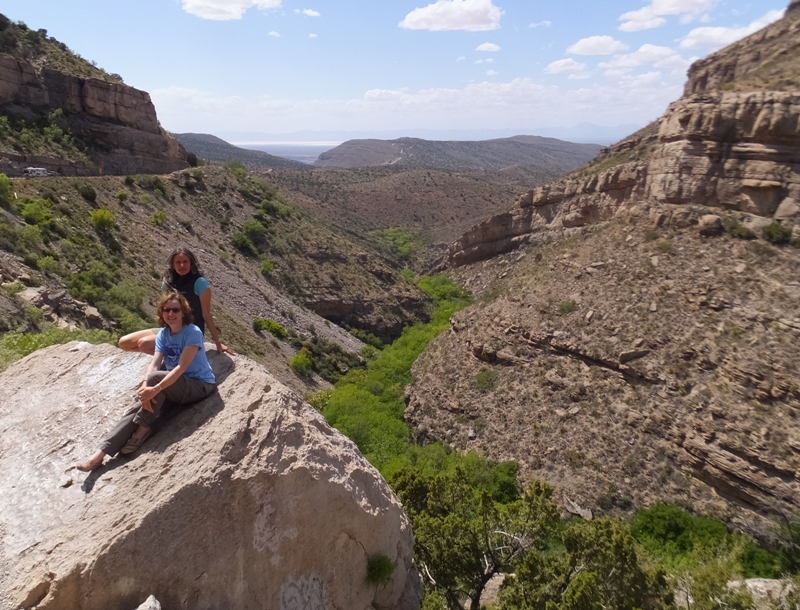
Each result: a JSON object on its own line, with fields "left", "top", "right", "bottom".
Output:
{"left": 99, "top": 371, "right": 216, "bottom": 456}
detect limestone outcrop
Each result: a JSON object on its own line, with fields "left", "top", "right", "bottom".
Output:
{"left": 445, "top": 2, "right": 800, "bottom": 268}
{"left": 0, "top": 343, "right": 420, "bottom": 610}
{"left": 0, "top": 56, "right": 187, "bottom": 176}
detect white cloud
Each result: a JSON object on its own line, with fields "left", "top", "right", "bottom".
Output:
{"left": 545, "top": 58, "right": 590, "bottom": 79}
{"left": 295, "top": 8, "right": 320, "bottom": 17}
{"left": 151, "top": 78, "right": 675, "bottom": 134}
{"left": 567, "top": 35, "right": 628, "bottom": 56}
{"left": 180, "top": 0, "right": 281, "bottom": 21}
{"left": 619, "top": 0, "right": 719, "bottom": 32}
{"left": 309, "top": 33, "right": 318, "bottom": 38}
{"left": 529, "top": 20, "right": 552, "bottom": 29}
{"left": 600, "top": 44, "right": 690, "bottom": 72}
{"left": 476, "top": 42, "right": 500, "bottom": 52}
{"left": 399, "top": 0, "right": 502, "bottom": 32}
{"left": 486, "top": 69, "right": 498, "bottom": 76}
{"left": 680, "top": 9, "right": 784, "bottom": 50}
{"left": 456, "top": 55, "right": 466, "bottom": 62}
{"left": 268, "top": 31, "right": 280, "bottom": 37}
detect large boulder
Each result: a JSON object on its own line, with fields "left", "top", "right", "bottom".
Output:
{"left": 0, "top": 342, "right": 420, "bottom": 610}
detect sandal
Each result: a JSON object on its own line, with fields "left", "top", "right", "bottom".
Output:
{"left": 120, "top": 427, "right": 152, "bottom": 455}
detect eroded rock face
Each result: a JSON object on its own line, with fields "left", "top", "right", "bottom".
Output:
{"left": 0, "top": 343, "right": 420, "bottom": 610}
{"left": 445, "top": 4, "right": 800, "bottom": 268}
{"left": 0, "top": 56, "right": 187, "bottom": 175}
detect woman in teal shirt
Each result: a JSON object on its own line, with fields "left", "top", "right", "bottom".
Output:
{"left": 118, "top": 248, "right": 232, "bottom": 355}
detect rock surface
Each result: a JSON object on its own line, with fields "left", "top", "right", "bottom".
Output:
{"left": 0, "top": 56, "right": 187, "bottom": 176}
{"left": 0, "top": 343, "right": 419, "bottom": 610}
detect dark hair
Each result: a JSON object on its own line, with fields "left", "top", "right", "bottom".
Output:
{"left": 156, "top": 292, "right": 193, "bottom": 327}
{"left": 164, "top": 248, "right": 204, "bottom": 285}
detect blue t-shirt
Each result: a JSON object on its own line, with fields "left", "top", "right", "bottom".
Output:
{"left": 155, "top": 324, "right": 216, "bottom": 384}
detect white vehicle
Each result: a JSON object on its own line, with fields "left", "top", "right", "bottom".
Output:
{"left": 22, "top": 167, "right": 55, "bottom": 177}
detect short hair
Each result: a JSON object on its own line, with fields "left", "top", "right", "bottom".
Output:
{"left": 156, "top": 292, "right": 194, "bottom": 328}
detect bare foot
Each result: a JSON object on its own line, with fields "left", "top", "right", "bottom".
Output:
{"left": 76, "top": 450, "right": 106, "bottom": 472}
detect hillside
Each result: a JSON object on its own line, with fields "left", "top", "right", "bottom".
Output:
{"left": 172, "top": 132, "right": 308, "bottom": 171}
{"left": 314, "top": 135, "right": 602, "bottom": 171}
{"left": 1, "top": 165, "right": 432, "bottom": 394}
{"left": 408, "top": 0, "right": 800, "bottom": 537}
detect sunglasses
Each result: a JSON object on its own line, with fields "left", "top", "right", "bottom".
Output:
{"left": 162, "top": 307, "right": 182, "bottom": 314}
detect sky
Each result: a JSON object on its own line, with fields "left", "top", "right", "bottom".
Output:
{"left": 2, "top": 0, "right": 789, "bottom": 142}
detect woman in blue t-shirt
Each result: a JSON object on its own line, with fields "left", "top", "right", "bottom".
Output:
{"left": 77, "top": 292, "right": 217, "bottom": 471}
{"left": 118, "top": 248, "right": 232, "bottom": 355}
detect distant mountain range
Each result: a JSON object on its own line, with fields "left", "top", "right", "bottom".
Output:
{"left": 218, "top": 124, "right": 640, "bottom": 147}
{"left": 313, "top": 135, "right": 603, "bottom": 172}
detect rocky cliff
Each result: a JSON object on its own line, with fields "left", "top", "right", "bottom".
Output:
{"left": 0, "top": 342, "right": 420, "bottom": 610}
{"left": 0, "top": 55, "right": 187, "bottom": 176}
{"left": 445, "top": 2, "right": 800, "bottom": 268}
{"left": 410, "top": 0, "right": 800, "bottom": 534}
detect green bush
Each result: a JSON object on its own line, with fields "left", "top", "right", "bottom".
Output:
{"left": 3, "top": 280, "right": 24, "bottom": 295}
{"left": 77, "top": 183, "right": 96, "bottom": 202}
{"left": 37, "top": 255, "right": 59, "bottom": 275}
{"left": 260, "top": 259, "right": 275, "bottom": 275}
{"left": 0, "top": 222, "right": 17, "bottom": 252}
{"left": 150, "top": 209, "right": 167, "bottom": 226}
{"left": 224, "top": 159, "right": 248, "bottom": 180}
{"left": 253, "top": 317, "right": 288, "bottom": 339}
{"left": 306, "top": 388, "right": 334, "bottom": 411}
{"left": 232, "top": 232, "right": 257, "bottom": 257}
{"left": 242, "top": 218, "right": 269, "bottom": 247}
{"left": 762, "top": 222, "right": 792, "bottom": 245}
{"left": 0, "top": 173, "right": 14, "bottom": 207}
{"left": 20, "top": 199, "right": 53, "bottom": 226}
{"left": 722, "top": 217, "right": 756, "bottom": 239}
{"left": 116, "top": 191, "right": 128, "bottom": 203}
{"left": 187, "top": 152, "right": 198, "bottom": 167}
{"left": 0, "top": 328, "right": 115, "bottom": 372}
{"left": 90, "top": 208, "right": 115, "bottom": 231}
{"left": 475, "top": 367, "right": 497, "bottom": 391}
{"left": 366, "top": 554, "right": 394, "bottom": 586}
{"left": 190, "top": 168, "right": 203, "bottom": 181}
{"left": 289, "top": 348, "right": 313, "bottom": 375}
{"left": 124, "top": 176, "right": 135, "bottom": 186}
{"left": 557, "top": 299, "right": 578, "bottom": 315}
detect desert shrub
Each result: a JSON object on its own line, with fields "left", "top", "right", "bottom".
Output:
{"left": 260, "top": 259, "right": 275, "bottom": 275}
{"left": 90, "top": 208, "right": 115, "bottom": 231}
{"left": 20, "top": 199, "right": 53, "bottom": 226}
{"left": 289, "top": 348, "right": 313, "bottom": 375}
{"left": 762, "top": 222, "right": 791, "bottom": 245}
{"left": 0, "top": 173, "right": 14, "bottom": 207}
{"left": 722, "top": 217, "right": 756, "bottom": 239}
{"left": 232, "top": 232, "right": 257, "bottom": 257}
{"left": 253, "top": 317, "right": 288, "bottom": 340}
{"left": 557, "top": 299, "right": 578, "bottom": 315}
{"left": 224, "top": 159, "right": 248, "bottom": 180}
{"left": 306, "top": 388, "right": 334, "bottom": 412}
{"left": 24, "top": 305, "right": 44, "bottom": 325}
{"left": 116, "top": 191, "right": 128, "bottom": 203}
{"left": 0, "top": 222, "right": 17, "bottom": 252}
{"left": 349, "top": 327, "right": 384, "bottom": 349}
{"left": 150, "top": 209, "right": 167, "bottom": 226}
{"left": 37, "top": 255, "right": 59, "bottom": 275}
{"left": 123, "top": 175, "right": 135, "bottom": 186}
{"left": 190, "top": 168, "right": 203, "bottom": 181}
{"left": 0, "top": 327, "right": 115, "bottom": 372}
{"left": 366, "top": 554, "right": 394, "bottom": 585}
{"left": 656, "top": 239, "right": 672, "bottom": 253}
{"left": 475, "top": 367, "right": 497, "bottom": 391}
{"left": 139, "top": 175, "right": 165, "bottom": 192}
{"left": 77, "top": 183, "right": 96, "bottom": 202}
{"left": 18, "top": 225, "right": 44, "bottom": 250}
{"left": 242, "top": 218, "right": 269, "bottom": 247}
{"left": 3, "top": 280, "right": 24, "bottom": 295}
{"left": 187, "top": 152, "right": 198, "bottom": 167}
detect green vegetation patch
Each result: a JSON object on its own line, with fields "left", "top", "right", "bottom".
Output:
{"left": 0, "top": 328, "right": 115, "bottom": 372}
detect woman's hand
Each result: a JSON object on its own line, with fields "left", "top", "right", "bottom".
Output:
{"left": 216, "top": 342, "right": 235, "bottom": 355}
{"left": 137, "top": 384, "right": 161, "bottom": 406}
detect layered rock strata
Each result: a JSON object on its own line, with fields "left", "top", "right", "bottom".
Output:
{"left": 0, "top": 343, "right": 420, "bottom": 610}
{"left": 0, "top": 56, "right": 186, "bottom": 175}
